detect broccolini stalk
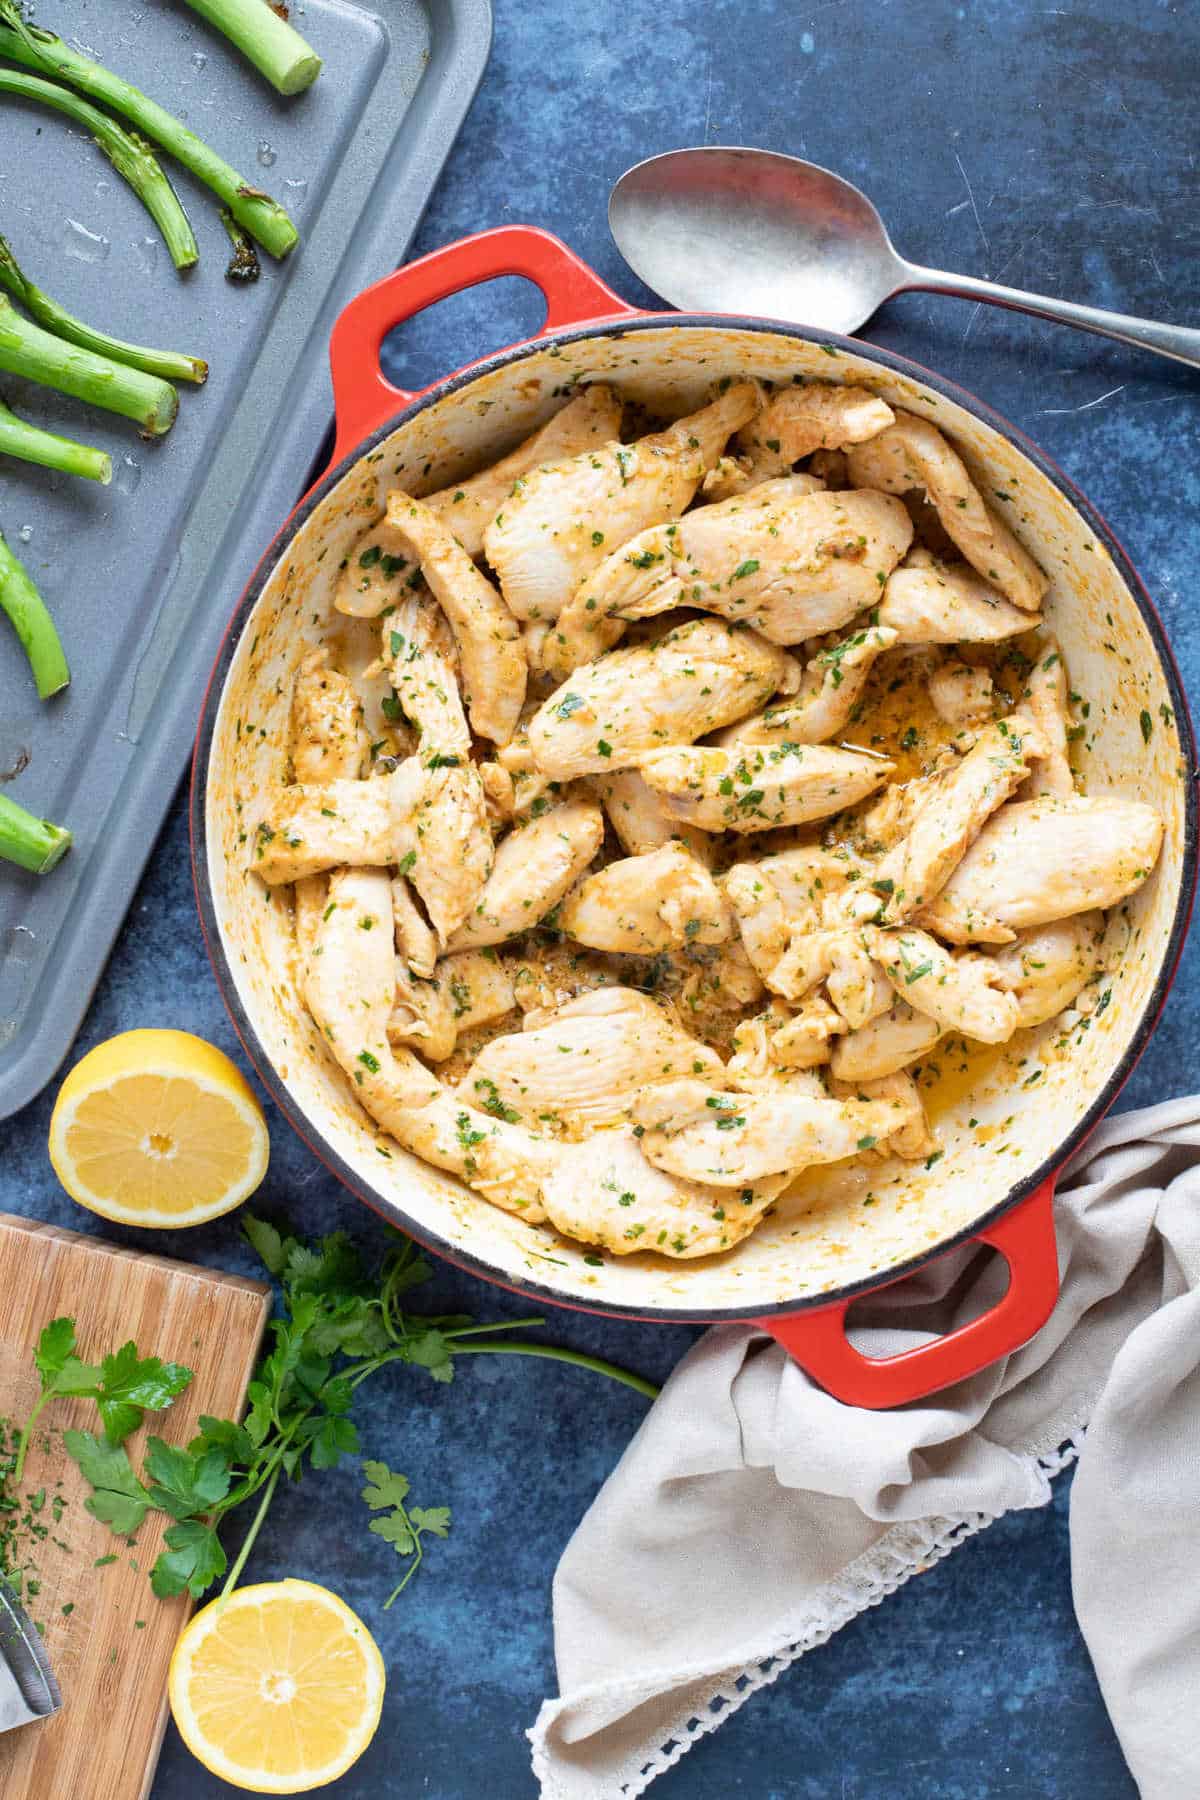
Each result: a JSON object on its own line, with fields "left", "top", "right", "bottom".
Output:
{"left": 0, "top": 397, "right": 111, "bottom": 485}
{"left": 0, "top": 68, "right": 197, "bottom": 272}
{"left": 0, "top": 529, "right": 70, "bottom": 700}
{"left": 182, "top": 0, "right": 322, "bottom": 96}
{"left": 0, "top": 297, "right": 178, "bottom": 436}
{"left": 0, "top": 793, "right": 72, "bottom": 874}
{"left": 0, "top": 237, "right": 207, "bottom": 387}
{"left": 0, "top": 8, "right": 300, "bottom": 259}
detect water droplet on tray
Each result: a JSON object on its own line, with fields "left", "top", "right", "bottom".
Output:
{"left": 131, "top": 236, "right": 159, "bottom": 275}
{"left": 17, "top": 525, "right": 32, "bottom": 544}
{"left": 95, "top": 177, "right": 111, "bottom": 196}
{"left": 115, "top": 455, "right": 141, "bottom": 496}
{"left": 63, "top": 218, "right": 110, "bottom": 263}
{"left": 191, "top": 50, "right": 208, "bottom": 72}
{"left": 800, "top": 30, "right": 815, "bottom": 52}
{"left": 257, "top": 140, "right": 277, "bottom": 168}
{"left": 0, "top": 925, "right": 38, "bottom": 1047}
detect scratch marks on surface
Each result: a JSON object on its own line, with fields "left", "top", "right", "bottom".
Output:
{"left": 702, "top": 49, "right": 714, "bottom": 145}
{"left": 1039, "top": 385, "right": 1126, "bottom": 416}
{"left": 954, "top": 150, "right": 990, "bottom": 261}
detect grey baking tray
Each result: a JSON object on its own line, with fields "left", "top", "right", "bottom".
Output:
{"left": 0, "top": 0, "right": 491, "bottom": 1119}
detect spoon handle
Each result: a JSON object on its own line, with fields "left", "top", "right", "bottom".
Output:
{"left": 900, "top": 262, "right": 1200, "bottom": 372}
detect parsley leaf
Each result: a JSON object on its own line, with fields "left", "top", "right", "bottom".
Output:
{"left": 360, "top": 1459, "right": 451, "bottom": 1606}
{"left": 150, "top": 1520, "right": 227, "bottom": 1599}
{"left": 95, "top": 1341, "right": 193, "bottom": 1447}
{"left": 63, "top": 1430, "right": 151, "bottom": 1536}
{"left": 144, "top": 1438, "right": 233, "bottom": 1520}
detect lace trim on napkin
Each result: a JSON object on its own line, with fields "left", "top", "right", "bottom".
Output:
{"left": 529, "top": 1430, "right": 1086, "bottom": 1800}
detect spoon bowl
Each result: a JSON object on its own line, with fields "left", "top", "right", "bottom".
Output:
{"left": 610, "top": 146, "right": 1200, "bottom": 370}
{"left": 609, "top": 147, "right": 903, "bottom": 329}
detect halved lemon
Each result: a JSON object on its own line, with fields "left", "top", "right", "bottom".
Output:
{"left": 48, "top": 1029, "right": 269, "bottom": 1227}
{"left": 168, "top": 1579, "right": 386, "bottom": 1793}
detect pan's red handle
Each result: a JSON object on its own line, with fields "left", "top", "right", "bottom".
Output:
{"left": 327, "top": 226, "right": 640, "bottom": 467}
{"left": 755, "top": 1177, "right": 1059, "bottom": 1408}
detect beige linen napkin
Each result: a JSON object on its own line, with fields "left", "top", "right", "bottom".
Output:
{"left": 529, "top": 1097, "right": 1200, "bottom": 1800}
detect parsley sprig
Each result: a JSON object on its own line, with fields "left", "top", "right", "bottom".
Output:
{"left": 41, "top": 1220, "right": 655, "bottom": 1607}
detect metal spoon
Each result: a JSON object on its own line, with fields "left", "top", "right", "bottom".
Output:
{"left": 609, "top": 147, "right": 1200, "bottom": 371}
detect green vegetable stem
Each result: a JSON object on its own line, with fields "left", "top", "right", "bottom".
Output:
{"left": 0, "top": 793, "right": 72, "bottom": 875}
{"left": 0, "top": 297, "right": 178, "bottom": 436}
{"left": 0, "top": 238, "right": 207, "bottom": 387}
{"left": 0, "top": 67, "right": 198, "bottom": 272}
{"left": 0, "top": 397, "right": 111, "bottom": 485}
{"left": 0, "top": 7, "right": 300, "bottom": 259}
{"left": 182, "top": 0, "right": 323, "bottom": 96}
{"left": 0, "top": 528, "right": 70, "bottom": 700}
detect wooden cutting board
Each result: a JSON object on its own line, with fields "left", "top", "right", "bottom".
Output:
{"left": 0, "top": 1212, "right": 271, "bottom": 1800}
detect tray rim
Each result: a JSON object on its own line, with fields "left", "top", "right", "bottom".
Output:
{"left": 0, "top": 0, "right": 493, "bottom": 1123}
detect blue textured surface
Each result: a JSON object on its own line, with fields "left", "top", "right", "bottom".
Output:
{"left": 5, "top": 0, "right": 1197, "bottom": 1792}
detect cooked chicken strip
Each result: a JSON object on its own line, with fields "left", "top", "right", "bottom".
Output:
{"left": 702, "top": 384, "right": 894, "bottom": 499}
{"left": 483, "top": 383, "right": 758, "bottom": 623}
{"left": 253, "top": 763, "right": 418, "bottom": 885}
{"left": 459, "top": 987, "right": 724, "bottom": 1136}
{"left": 829, "top": 998, "right": 941, "bottom": 1082}
{"left": 441, "top": 949, "right": 517, "bottom": 1032}
{"left": 388, "top": 948, "right": 516, "bottom": 1064}
{"left": 405, "top": 761, "right": 494, "bottom": 943}
{"left": 766, "top": 927, "right": 870, "bottom": 1005}
{"left": 528, "top": 618, "right": 796, "bottom": 782}
{"left": 592, "top": 767, "right": 715, "bottom": 865}
{"left": 723, "top": 846, "right": 869, "bottom": 980}
{"left": 847, "top": 716, "right": 1043, "bottom": 924}
{"left": 291, "top": 647, "right": 368, "bottom": 783}
{"left": 928, "top": 660, "right": 995, "bottom": 729}
{"left": 560, "top": 844, "right": 731, "bottom": 953}
{"left": 919, "top": 797, "right": 1164, "bottom": 941}
{"left": 982, "top": 913, "right": 1105, "bottom": 1029}
{"left": 556, "top": 487, "right": 912, "bottom": 667}
{"left": 831, "top": 1070, "right": 936, "bottom": 1161}
{"left": 866, "top": 925, "right": 1020, "bottom": 1043}
{"left": 850, "top": 748, "right": 960, "bottom": 856}
{"left": 304, "top": 867, "right": 548, "bottom": 1210}
{"left": 1022, "top": 638, "right": 1075, "bottom": 798}
{"left": 382, "top": 493, "right": 526, "bottom": 747}
{"left": 379, "top": 592, "right": 471, "bottom": 758}
{"left": 544, "top": 1127, "right": 786, "bottom": 1258}
{"left": 374, "top": 596, "right": 493, "bottom": 939}
{"left": 392, "top": 873, "right": 438, "bottom": 979}
{"left": 632, "top": 1077, "right": 904, "bottom": 1186}
{"left": 550, "top": 473, "right": 831, "bottom": 669}
{"left": 419, "top": 384, "right": 623, "bottom": 557}
{"left": 747, "top": 382, "right": 896, "bottom": 464}
{"left": 730, "top": 996, "right": 842, "bottom": 1075}
{"left": 718, "top": 626, "right": 898, "bottom": 747}
{"left": 332, "top": 529, "right": 416, "bottom": 621}
{"left": 388, "top": 964, "right": 458, "bottom": 1062}
{"left": 446, "top": 797, "right": 604, "bottom": 950}
{"left": 845, "top": 413, "right": 1048, "bottom": 611}
{"left": 879, "top": 556, "right": 1040, "bottom": 644}
{"left": 637, "top": 742, "right": 893, "bottom": 834}
{"left": 826, "top": 933, "right": 893, "bottom": 1030}
{"left": 292, "top": 872, "right": 328, "bottom": 972}
{"left": 335, "top": 387, "right": 624, "bottom": 617}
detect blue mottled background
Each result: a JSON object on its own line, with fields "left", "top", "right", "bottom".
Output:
{"left": 7, "top": 0, "right": 1199, "bottom": 1792}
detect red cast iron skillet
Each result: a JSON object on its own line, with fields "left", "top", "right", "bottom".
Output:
{"left": 191, "top": 226, "right": 1197, "bottom": 1408}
